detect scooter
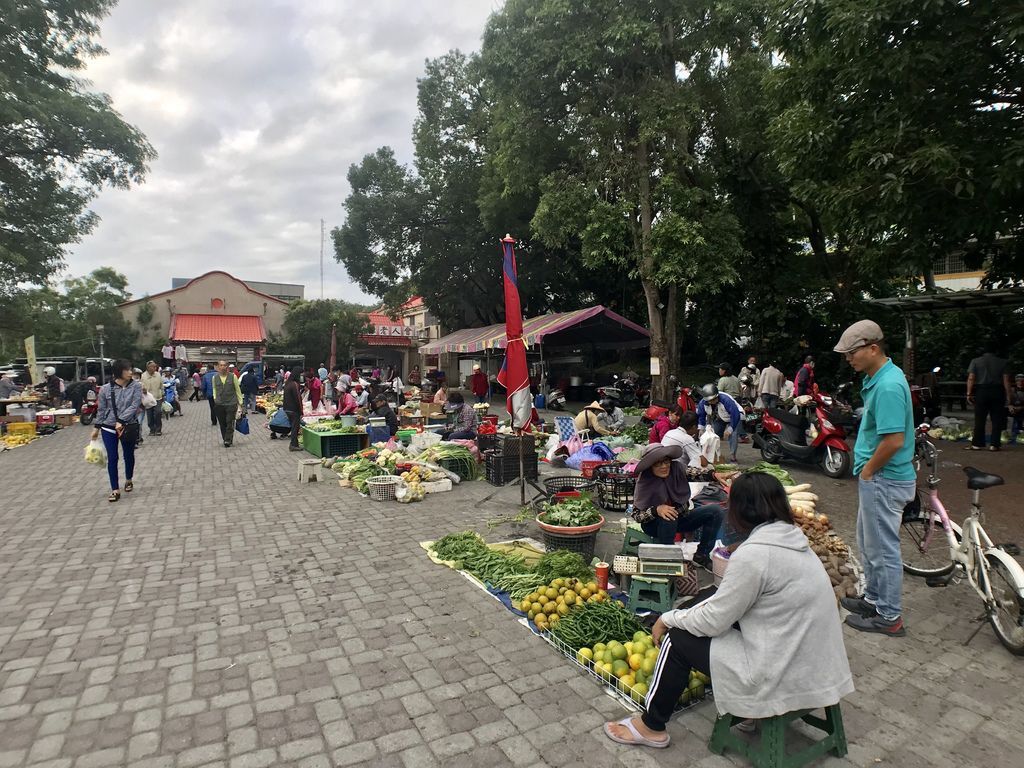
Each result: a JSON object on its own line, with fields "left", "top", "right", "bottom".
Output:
{"left": 752, "top": 391, "right": 852, "bottom": 478}
{"left": 79, "top": 386, "right": 98, "bottom": 426}
{"left": 547, "top": 387, "right": 567, "bottom": 410}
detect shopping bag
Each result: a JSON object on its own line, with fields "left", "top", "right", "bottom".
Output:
{"left": 161, "top": 401, "right": 172, "bottom": 414}
{"left": 141, "top": 391, "right": 157, "bottom": 409}
{"left": 235, "top": 415, "right": 250, "bottom": 435}
{"left": 84, "top": 438, "right": 106, "bottom": 466}
{"left": 700, "top": 425, "right": 721, "bottom": 464}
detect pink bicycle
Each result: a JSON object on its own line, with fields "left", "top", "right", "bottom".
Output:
{"left": 899, "top": 425, "right": 1024, "bottom": 655}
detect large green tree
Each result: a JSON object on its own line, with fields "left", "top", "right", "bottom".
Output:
{"left": 482, "top": 0, "right": 747, "bottom": 398}
{"left": 766, "top": 0, "right": 1024, "bottom": 291}
{"left": 334, "top": 52, "right": 638, "bottom": 330}
{"left": 0, "top": 0, "right": 155, "bottom": 294}
{"left": 274, "top": 299, "right": 368, "bottom": 369}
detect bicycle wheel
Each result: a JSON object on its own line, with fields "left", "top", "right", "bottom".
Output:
{"left": 984, "top": 554, "right": 1024, "bottom": 656}
{"left": 900, "top": 514, "right": 958, "bottom": 577}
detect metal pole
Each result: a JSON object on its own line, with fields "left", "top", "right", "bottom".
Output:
{"left": 97, "top": 326, "right": 106, "bottom": 384}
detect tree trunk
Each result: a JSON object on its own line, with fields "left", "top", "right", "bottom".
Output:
{"left": 636, "top": 138, "right": 672, "bottom": 402}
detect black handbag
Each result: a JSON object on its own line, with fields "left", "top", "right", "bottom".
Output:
{"left": 110, "top": 382, "right": 141, "bottom": 443}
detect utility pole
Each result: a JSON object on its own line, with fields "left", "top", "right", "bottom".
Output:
{"left": 320, "top": 218, "right": 325, "bottom": 299}
{"left": 96, "top": 325, "right": 106, "bottom": 384}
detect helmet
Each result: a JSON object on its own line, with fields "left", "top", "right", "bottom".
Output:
{"left": 717, "top": 363, "right": 730, "bottom": 373}
{"left": 600, "top": 398, "right": 615, "bottom": 411}
{"left": 701, "top": 383, "right": 720, "bottom": 400}
{"left": 87, "top": 376, "right": 96, "bottom": 383}
{"left": 1016, "top": 373, "right": 1024, "bottom": 381}
{"left": 746, "top": 363, "right": 757, "bottom": 372}
{"left": 43, "top": 366, "right": 56, "bottom": 376}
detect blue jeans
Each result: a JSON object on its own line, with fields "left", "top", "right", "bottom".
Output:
{"left": 760, "top": 394, "right": 778, "bottom": 410}
{"left": 711, "top": 418, "right": 740, "bottom": 460}
{"left": 100, "top": 427, "right": 135, "bottom": 491}
{"left": 642, "top": 504, "right": 724, "bottom": 558}
{"left": 856, "top": 475, "right": 917, "bottom": 620}
{"left": 476, "top": 394, "right": 488, "bottom": 404}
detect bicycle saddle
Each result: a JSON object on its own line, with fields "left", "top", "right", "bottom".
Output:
{"left": 963, "top": 466, "right": 1004, "bottom": 490}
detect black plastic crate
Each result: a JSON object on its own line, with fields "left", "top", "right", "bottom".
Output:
{"left": 496, "top": 433, "right": 538, "bottom": 457}
{"left": 484, "top": 449, "right": 539, "bottom": 486}
{"left": 476, "top": 433, "right": 498, "bottom": 454}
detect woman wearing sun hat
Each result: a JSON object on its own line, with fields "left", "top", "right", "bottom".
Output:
{"left": 631, "top": 443, "right": 723, "bottom": 566}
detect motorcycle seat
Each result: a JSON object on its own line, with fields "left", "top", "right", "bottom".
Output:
{"left": 769, "top": 407, "right": 808, "bottom": 429}
{"left": 963, "top": 467, "right": 1004, "bottom": 491}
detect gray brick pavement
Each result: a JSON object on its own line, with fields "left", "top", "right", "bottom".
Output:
{"left": 1, "top": 403, "right": 1021, "bottom": 767}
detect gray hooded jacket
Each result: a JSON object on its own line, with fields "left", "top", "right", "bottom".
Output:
{"left": 661, "top": 521, "right": 854, "bottom": 718}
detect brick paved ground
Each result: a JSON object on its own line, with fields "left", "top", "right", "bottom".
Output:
{"left": 1, "top": 402, "right": 1021, "bottom": 767}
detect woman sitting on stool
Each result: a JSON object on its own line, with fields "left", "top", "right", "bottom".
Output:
{"left": 631, "top": 443, "right": 723, "bottom": 568}
{"left": 442, "top": 391, "right": 477, "bottom": 440}
{"left": 604, "top": 472, "right": 853, "bottom": 749}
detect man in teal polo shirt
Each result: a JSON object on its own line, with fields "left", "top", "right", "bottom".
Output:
{"left": 834, "top": 320, "right": 917, "bottom": 637}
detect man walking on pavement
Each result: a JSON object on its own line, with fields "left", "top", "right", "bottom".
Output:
{"left": 140, "top": 361, "right": 164, "bottom": 436}
{"left": 202, "top": 364, "right": 218, "bottom": 426}
{"left": 965, "top": 347, "right": 1012, "bottom": 451}
{"left": 834, "top": 320, "right": 916, "bottom": 637}
{"left": 212, "top": 360, "right": 243, "bottom": 447}
{"left": 239, "top": 365, "right": 259, "bottom": 414}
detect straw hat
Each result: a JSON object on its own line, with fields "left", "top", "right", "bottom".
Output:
{"left": 633, "top": 443, "right": 683, "bottom": 475}
{"left": 581, "top": 401, "right": 605, "bottom": 412}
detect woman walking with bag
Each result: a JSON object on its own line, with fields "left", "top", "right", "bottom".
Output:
{"left": 91, "top": 359, "right": 142, "bottom": 502}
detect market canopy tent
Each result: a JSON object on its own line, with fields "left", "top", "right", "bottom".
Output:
{"left": 868, "top": 287, "right": 1024, "bottom": 376}
{"left": 419, "top": 306, "right": 649, "bottom": 355}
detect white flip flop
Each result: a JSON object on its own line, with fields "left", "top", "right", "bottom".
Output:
{"left": 603, "top": 717, "right": 670, "bottom": 749}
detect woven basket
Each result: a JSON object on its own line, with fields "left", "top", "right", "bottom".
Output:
{"left": 365, "top": 475, "right": 402, "bottom": 502}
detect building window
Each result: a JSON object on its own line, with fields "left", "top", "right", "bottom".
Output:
{"left": 211, "top": 298, "right": 225, "bottom": 310}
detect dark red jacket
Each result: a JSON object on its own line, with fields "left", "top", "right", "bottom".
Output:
{"left": 470, "top": 371, "right": 489, "bottom": 397}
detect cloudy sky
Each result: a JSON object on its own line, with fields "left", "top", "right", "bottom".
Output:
{"left": 65, "top": 0, "right": 501, "bottom": 303}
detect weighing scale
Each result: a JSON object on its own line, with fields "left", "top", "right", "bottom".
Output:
{"left": 613, "top": 544, "right": 688, "bottom": 577}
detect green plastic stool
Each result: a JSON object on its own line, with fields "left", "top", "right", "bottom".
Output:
{"left": 627, "top": 575, "right": 675, "bottom": 613}
{"left": 621, "top": 525, "right": 656, "bottom": 557}
{"left": 708, "top": 704, "right": 848, "bottom": 768}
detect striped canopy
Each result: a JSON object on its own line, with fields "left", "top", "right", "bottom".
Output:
{"left": 418, "top": 305, "right": 649, "bottom": 355}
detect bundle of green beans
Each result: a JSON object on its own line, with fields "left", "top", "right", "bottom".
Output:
{"left": 493, "top": 572, "right": 550, "bottom": 600}
{"left": 549, "top": 599, "right": 645, "bottom": 650}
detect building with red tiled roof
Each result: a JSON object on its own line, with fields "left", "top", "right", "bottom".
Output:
{"left": 352, "top": 296, "right": 442, "bottom": 377}
{"left": 117, "top": 271, "right": 293, "bottom": 366}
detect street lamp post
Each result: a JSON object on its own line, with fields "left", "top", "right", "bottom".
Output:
{"left": 96, "top": 325, "right": 105, "bottom": 384}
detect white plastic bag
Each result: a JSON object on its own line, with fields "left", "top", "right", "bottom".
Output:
{"left": 84, "top": 437, "right": 106, "bottom": 466}
{"left": 699, "top": 425, "right": 721, "bottom": 464}
{"left": 141, "top": 391, "right": 157, "bottom": 409}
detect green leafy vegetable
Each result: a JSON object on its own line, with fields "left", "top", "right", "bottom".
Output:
{"left": 538, "top": 495, "right": 602, "bottom": 527}
{"left": 744, "top": 461, "right": 795, "bottom": 486}
{"left": 533, "top": 550, "right": 594, "bottom": 583}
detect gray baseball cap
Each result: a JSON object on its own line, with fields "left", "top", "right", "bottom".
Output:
{"left": 834, "top": 320, "right": 884, "bottom": 354}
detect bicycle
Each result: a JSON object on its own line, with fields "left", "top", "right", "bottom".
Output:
{"left": 899, "top": 424, "right": 1024, "bottom": 655}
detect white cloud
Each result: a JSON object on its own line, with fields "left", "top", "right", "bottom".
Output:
{"left": 65, "top": 0, "right": 501, "bottom": 304}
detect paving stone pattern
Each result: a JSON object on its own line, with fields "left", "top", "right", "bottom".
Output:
{"left": 1, "top": 403, "right": 1021, "bottom": 767}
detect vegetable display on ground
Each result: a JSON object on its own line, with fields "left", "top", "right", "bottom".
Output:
{"left": 538, "top": 495, "right": 602, "bottom": 527}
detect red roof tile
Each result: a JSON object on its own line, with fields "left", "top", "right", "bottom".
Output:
{"left": 171, "top": 314, "right": 266, "bottom": 343}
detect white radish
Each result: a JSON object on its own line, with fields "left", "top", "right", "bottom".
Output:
{"left": 788, "top": 492, "right": 819, "bottom": 502}
{"left": 785, "top": 484, "right": 813, "bottom": 494}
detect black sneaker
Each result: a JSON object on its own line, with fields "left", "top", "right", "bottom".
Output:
{"left": 844, "top": 613, "right": 906, "bottom": 637}
{"left": 839, "top": 596, "right": 878, "bottom": 618}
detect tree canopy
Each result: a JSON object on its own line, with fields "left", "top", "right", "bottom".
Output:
{"left": 0, "top": 0, "right": 155, "bottom": 294}
{"left": 333, "top": 0, "right": 1024, "bottom": 382}
{"left": 0, "top": 267, "right": 138, "bottom": 361}
{"left": 270, "top": 299, "right": 369, "bottom": 369}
